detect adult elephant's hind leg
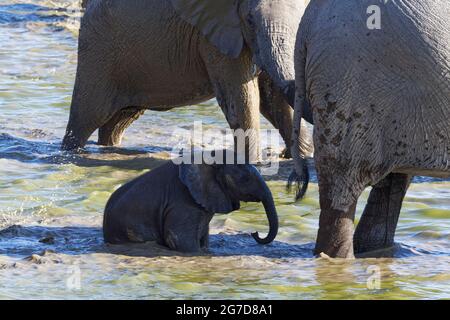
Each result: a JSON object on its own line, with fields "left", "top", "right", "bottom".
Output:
{"left": 314, "top": 168, "right": 367, "bottom": 258}
{"left": 354, "top": 173, "right": 411, "bottom": 254}
{"left": 98, "top": 107, "right": 145, "bottom": 146}
{"left": 315, "top": 193, "right": 358, "bottom": 259}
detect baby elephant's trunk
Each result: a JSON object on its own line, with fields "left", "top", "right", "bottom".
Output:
{"left": 252, "top": 185, "right": 279, "bottom": 245}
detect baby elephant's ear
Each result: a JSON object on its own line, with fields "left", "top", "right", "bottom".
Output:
{"left": 179, "top": 164, "right": 238, "bottom": 214}
{"left": 169, "top": 0, "right": 244, "bottom": 58}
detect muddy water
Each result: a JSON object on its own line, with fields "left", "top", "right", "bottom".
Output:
{"left": 1, "top": 0, "right": 450, "bottom": 299}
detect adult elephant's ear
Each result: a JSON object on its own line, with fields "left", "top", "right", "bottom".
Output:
{"left": 179, "top": 164, "right": 239, "bottom": 214}
{"left": 170, "top": 0, "right": 244, "bottom": 58}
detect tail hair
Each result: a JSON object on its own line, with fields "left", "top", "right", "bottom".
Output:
{"left": 287, "top": 160, "right": 310, "bottom": 201}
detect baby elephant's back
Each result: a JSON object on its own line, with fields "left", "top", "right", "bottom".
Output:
{"left": 103, "top": 161, "right": 179, "bottom": 243}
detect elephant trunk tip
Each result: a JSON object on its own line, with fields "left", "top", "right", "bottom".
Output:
{"left": 286, "top": 162, "right": 310, "bottom": 202}
{"left": 252, "top": 200, "right": 278, "bottom": 245}
{"left": 251, "top": 231, "right": 276, "bottom": 245}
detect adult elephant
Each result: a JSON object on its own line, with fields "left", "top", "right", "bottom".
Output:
{"left": 291, "top": 0, "right": 450, "bottom": 258}
{"left": 62, "top": 0, "right": 312, "bottom": 160}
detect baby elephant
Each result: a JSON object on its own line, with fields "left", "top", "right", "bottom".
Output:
{"left": 103, "top": 159, "right": 278, "bottom": 252}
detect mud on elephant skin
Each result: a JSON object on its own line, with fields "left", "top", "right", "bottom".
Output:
{"left": 103, "top": 151, "right": 278, "bottom": 253}
{"left": 291, "top": 0, "right": 450, "bottom": 258}
{"left": 62, "top": 0, "right": 313, "bottom": 160}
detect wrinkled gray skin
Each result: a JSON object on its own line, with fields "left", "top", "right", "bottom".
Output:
{"left": 292, "top": 0, "right": 450, "bottom": 258}
{"left": 62, "top": 0, "right": 312, "bottom": 160}
{"left": 103, "top": 157, "right": 278, "bottom": 252}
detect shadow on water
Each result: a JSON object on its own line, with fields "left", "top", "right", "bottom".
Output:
{"left": 0, "top": 133, "right": 314, "bottom": 182}
{"left": 0, "top": 133, "right": 170, "bottom": 170}
{"left": 0, "top": 224, "right": 312, "bottom": 259}
{"left": 1, "top": 133, "right": 448, "bottom": 183}
{"left": 1, "top": 225, "right": 448, "bottom": 262}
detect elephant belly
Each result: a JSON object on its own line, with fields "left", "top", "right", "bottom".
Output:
{"left": 114, "top": 43, "right": 216, "bottom": 109}
{"left": 391, "top": 124, "right": 450, "bottom": 178}
{"left": 106, "top": 0, "right": 216, "bottom": 110}
{"left": 394, "top": 168, "right": 450, "bottom": 179}
{"left": 141, "top": 77, "right": 215, "bottom": 111}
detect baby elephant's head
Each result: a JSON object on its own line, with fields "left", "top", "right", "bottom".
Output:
{"left": 179, "top": 162, "right": 278, "bottom": 245}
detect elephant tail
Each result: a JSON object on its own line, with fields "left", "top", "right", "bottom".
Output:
{"left": 287, "top": 99, "right": 310, "bottom": 201}
{"left": 287, "top": 159, "right": 309, "bottom": 201}
{"left": 287, "top": 23, "right": 311, "bottom": 201}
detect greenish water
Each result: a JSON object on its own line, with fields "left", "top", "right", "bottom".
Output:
{"left": 0, "top": 0, "right": 450, "bottom": 300}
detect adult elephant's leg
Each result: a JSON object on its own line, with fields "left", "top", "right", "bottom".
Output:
{"left": 98, "top": 107, "right": 145, "bottom": 147}
{"left": 62, "top": 79, "right": 116, "bottom": 151}
{"left": 315, "top": 189, "right": 358, "bottom": 259}
{"left": 314, "top": 166, "right": 367, "bottom": 258}
{"left": 202, "top": 46, "right": 261, "bottom": 163}
{"left": 353, "top": 173, "right": 412, "bottom": 254}
{"left": 62, "top": 38, "right": 118, "bottom": 151}
{"left": 200, "top": 226, "right": 210, "bottom": 250}
{"left": 258, "top": 72, "right": 295, "bottom": 158}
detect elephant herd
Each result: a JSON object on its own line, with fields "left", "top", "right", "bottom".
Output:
{"left": 64, "top": 0, "right": 450, "bottom": 258}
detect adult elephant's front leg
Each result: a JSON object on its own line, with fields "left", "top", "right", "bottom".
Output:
{"left": 62, "top": 80, "right": 116, "bottom": 151}
{"left": 202, "top": 46, "right": 261, "bottom": 163}
{"left": 353, "top": 173, "right": 411, "bottom": 254}
{"left": 61, "top": 32, "right": 119, "bottom": 151}
{"left": 98, "top": 107, "right": 145, "bottom": 147}
{"left": 258, "top": 72, "right": 295, "bottom": 159}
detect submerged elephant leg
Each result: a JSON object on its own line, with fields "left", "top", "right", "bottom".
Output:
{"left": 314, "top": 169, "right": 367, "bottom": 258}
{"left": 164, "top": 212, "right": 207, "bottom": 253}
{"left": 98, "top": 107, "right": 145, "bottom": 146}
{"left": 258, "top": 72, "right": 295, "bottom": 159}
{"left": 315, "top": 196, "right": 358, "bottom": 259}
{"left": 354, "top": 173, "right": 411, "bottom": 254}
{"left": 202, "top": 46, "right": 261, "bottom": 163}
{"left": 200, "top": 226, "right": 210, "bottom": 250}
{"left": 62, "top": 32, "right": 117, "bottom": 151}
{"left": 62, "top": 84, "right": 115, "bottom": 151}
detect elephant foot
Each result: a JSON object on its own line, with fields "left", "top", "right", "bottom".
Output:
{"left": 61, "top": 134, "right": 82, "bottom": 151}
{"left": 62, "top": 127, "right": 92, "bottom": 151}
{"left": 314, "top": 208, "right": 356, "bottom": 259}
{"left": 98, "top": 108, "right": 145, "bottom": 146}
{"left": 353, "top": 173, "right": 411, "bottom": 254}
{"left": 314, "top": 183, "right": 357, "bottom": 259}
